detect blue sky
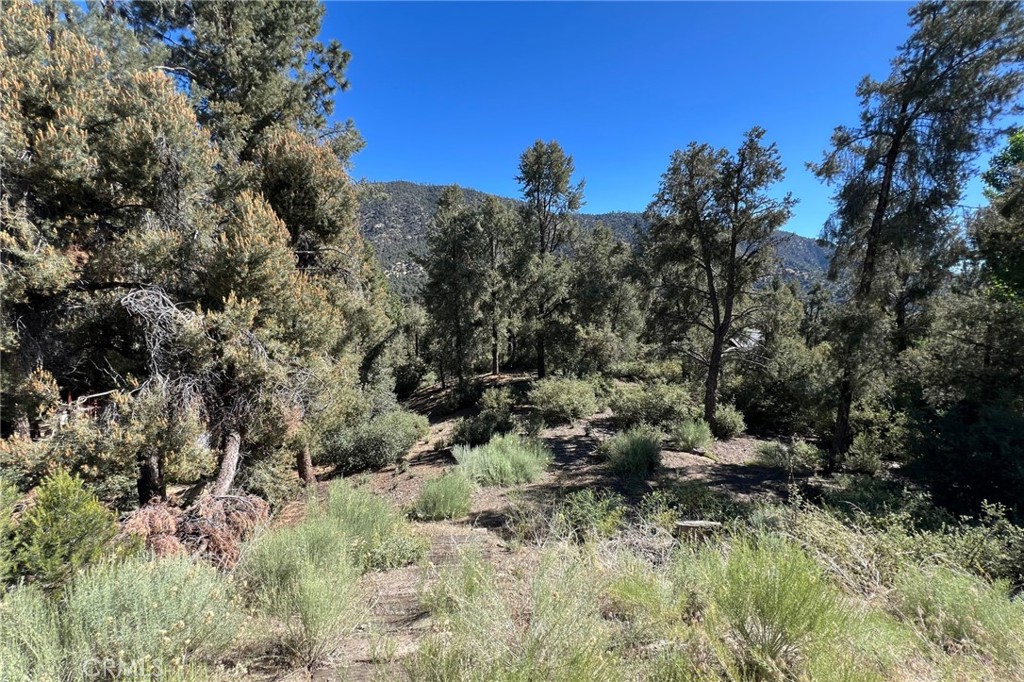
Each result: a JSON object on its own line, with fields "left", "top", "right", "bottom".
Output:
{"left": 322, "top": 1, "right": 996, "bottom": 238}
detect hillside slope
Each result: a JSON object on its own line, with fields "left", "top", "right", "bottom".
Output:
{"left": 359, "top": 180, "right": 831, "bottom": 297}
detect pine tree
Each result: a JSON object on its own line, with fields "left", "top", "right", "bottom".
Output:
{"left": 647, "top": 128, "right": 794, "bottom": 424}
{"left": 811, "top": 0, "right": 1024, "bottom": 454}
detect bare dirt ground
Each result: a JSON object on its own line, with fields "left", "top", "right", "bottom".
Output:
{"left": 264, "top": 375, "right": 784, "bottom": 681}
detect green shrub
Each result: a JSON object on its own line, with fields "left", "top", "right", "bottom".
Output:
{"left": 0, "top": 477, "right": 20, "bottom": 584}
{"left": 843, "top": 434, "right": 884, "bottom": 475}
{"left": 695, "top": 536, "right": 846, "bottom": 677}
{"left": 241, "top": 518, "right": 363, "bottom": 667}
{"left": 893, "top": 565, "right": 1024, "bottom": 669}
{"left": 238, "top": 449, "right": 301, "bottom": 509}
{"left": 0, "top": 584, "right": 62, "bottom": 682}
{"left": 66, "top": 555, "right": 240, "bottom": 679}
{"left": 756, "top": 439, "right": 823, "bottom": 475}
{"left": 712, "top": 404, "right": 745, "bottom": 440}
{"left": 449, "top": 387, "right": 517, "bottom": 447}
{"left": 671, "top": 418, "right": 712, "bottom": 452}
{"left": 408, "top": 550, "right": 618, "bottom": 681}
{"left": 320, "top": 480, "right": 426, "bottom": 571}
{"left": 554, "top": 489, "right": 627, "bottom": 542}
{"left": 322, "top": 409, "right": 429, "bottom": 472}
{"left": 455, "top": 434, "right": 551, "bottom": 487}
{"left": 529, "top": 378, "right": 599, "bottom": 424}
{"left": 597, "top": 425, "right": 662, "bottom": 479}
{"left": 413, "top": 473, "right": 473, "bottom": 520}
{"left": 660, "top": 480, "right": 751, "bottom": 522}
{"left": 394, "top": 358, "right": 429, "bottom": 398}
{"left": 14, "top": 470, "right": 118, "bottom": 589}
{"left": 610, "top": 382, "right": 694, "bottom": 428}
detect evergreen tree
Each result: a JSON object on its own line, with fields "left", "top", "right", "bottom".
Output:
{"left": 811, "top": 0, "right": 1024, "bottom": 453}
{"left": 646, "top": 128, "right": 794, "bottom": 423}
{"left": 516, "top": 140, "right": 584, "bottom": 378}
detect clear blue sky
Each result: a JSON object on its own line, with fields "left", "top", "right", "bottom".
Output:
{"left": 322, "top": 1, "right": 997, "bottom": 238}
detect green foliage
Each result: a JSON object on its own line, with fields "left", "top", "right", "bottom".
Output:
{"left": 13, "top": 470, "right": 118, "bottom": 589}
{"left": 0, "top": 478, "right": 19, "bottom": 584}
{"left": 597, "top": 425, "right": 662, "bottom": 480}
{"left": 321, "top": 409, "right": 429, "bottom": 472}
{"left": 610, "top": 382, "right": 694, "bottom": 429}
{"left": 237, "top": 449, "right": 301, "bottom": 510}
{"left": 670, "top": 418, "right": 713, "bottom": 452}
{"left": 241, "top": 518, "right": 363, "bottom": 667}
{"left": 554, "top": 489, "right": 627, "bottom": 542}
{"left": 408, "top": 550, "right": 618, "bottom": 681}
{"left": 65, "top": 556, "right": 241, "bottom": 679}
{"left": 0, "top": 585, "right": 62, "bottom": 682}
{"left": 894, "top": 565, "right": 1024, "bottom": 670}
{"left": 755, "top": 439, "right": 823, "bottom": 475}
{"left": 529, "top": 378, "right": 599, "bottom": 424}
{"left": 455, "top": 434, "right": 551, "bottom": 487}
{"left": 711, "top": 404, "right": 745, "bottom": 440}
{"left": 449, "top": 387, "right": 517, "bottom": 447}
{"left": 413, "top": 473, "right": 474, "bottom": 521}
{"left": 695, "top": 536, "right": 847, "bottom": 677}
{"left": 319, "top": 480, "right": 427, "bottom": 572}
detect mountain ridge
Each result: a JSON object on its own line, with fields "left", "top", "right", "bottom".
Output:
{"left": 358, "top": 180, "right": 831, "bottom": 298}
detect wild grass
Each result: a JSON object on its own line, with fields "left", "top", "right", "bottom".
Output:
{"left": 893, "top": 565, "right": 1024, "bottom": 670}
{"left": 320, "top": 480, "right": 427, "bottom": 571}
{"left": 65, "top": 555, "right": 241, "bottom": 679}
{"left": 413, "top": 472, "right": 473, "bottom": 520}
{"left": 455, "top": 434, "right": 551, "bottom": 487}
{"left": 0, "top": 584, "right": 62, "bottom": 682}
{"left": 407, "top": 549, "right": 621, "bottom": 681}
{"left": 241, "top": 517, "right": 363, "bottom": 667}
{"left": 597, "top": 425, "right": 662, "bottom": 479}
{"left": 756, "top": 439, "right": 823, "bottom": 475}
{"left": 671, "top": 417, "right": 713, "bottom": 452}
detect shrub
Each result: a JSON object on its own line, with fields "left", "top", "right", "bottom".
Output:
{"left": 597, "top": 425, "right": 662, "bottom": 479}
{"left": 448, "top": 387, "right": 517, "bottom": 447}
{"left": 65, "top": 555, "right": 240, "bottom": 678}
{"left": 394, "top": 358, "right": 429, "bottom": 398}
{"left": 241, "top": 518, "right": 363, "bottom": 667}
{"left": 0, "top": 477, "right": 20, "bottom": 583}
{"left": 529, "top": 378, "right": 598, "bottom": 424}
{"left": 13, "top": 470, "right": 118, "bottom": 589}
{"left": 408, "top": 550, "right": 618, "bottom": 681}
{"left": 893, "top": 565, "right": 1024, "bottom": 669}
{"left": 695, "top": 536, "right": 846, "bottom": 677}
{"left": 712, "top": 404, "right": 746, "bottom": 440}
{"left": 610, "top": 382, "right": 694, "bottom": 429}
{"left": 321, "top": 409, "right": 429, "bottom": 472}
{"left": 455, "top": 434, "right": 551, "bottom": 487}
{"left": 320, "top": 480, "right": 426, "bottom": 571}
{"left": 237, "top": 449, "right": 300, "bottom": 509}
{"left": 671, "top": 418, "right": 712, "bottom": 452}
{"left": 413, "top": 473, "right": 473, "bottom": 521}
{"left": 756, "top": 439, "right": 823, "bottom": 475}
{"left": 843, "top": 434, "right": 884, "bottom": 475}
{"left": 659, "top": 480, "right": 751, "bottom": 522}
{"left": 554, "top": 489, "right": 627, "bottom": 542}
{"left": 0, "top": 584, "right": 62, "bottom": 682}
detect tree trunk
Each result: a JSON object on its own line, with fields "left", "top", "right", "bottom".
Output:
{"left": 536, "top": 333, "right": 546, "bottom": 379}
{"left": 832, "top": 371, "right": 854, "bottom": 455}
{"left": 211, "top": 430, "right": 241, "bottom": 496}
{"left": 137, "top": 450, "right": 165, "bottom": 505}
{"left": 491, "top": 321, "right": 500, "bottom": 375}
{"left": 703, "top": 334, "right": 725, "bottom": 424}
{"left": 296, "top": 443, "right": 316, "bottom": 487}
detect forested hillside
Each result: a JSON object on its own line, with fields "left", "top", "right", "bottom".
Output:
{"left": 360, "top": 180, "right": 832, "bottom": 297}
{"left": 3, "top": 2, "right": 1024, "bottom": 681}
